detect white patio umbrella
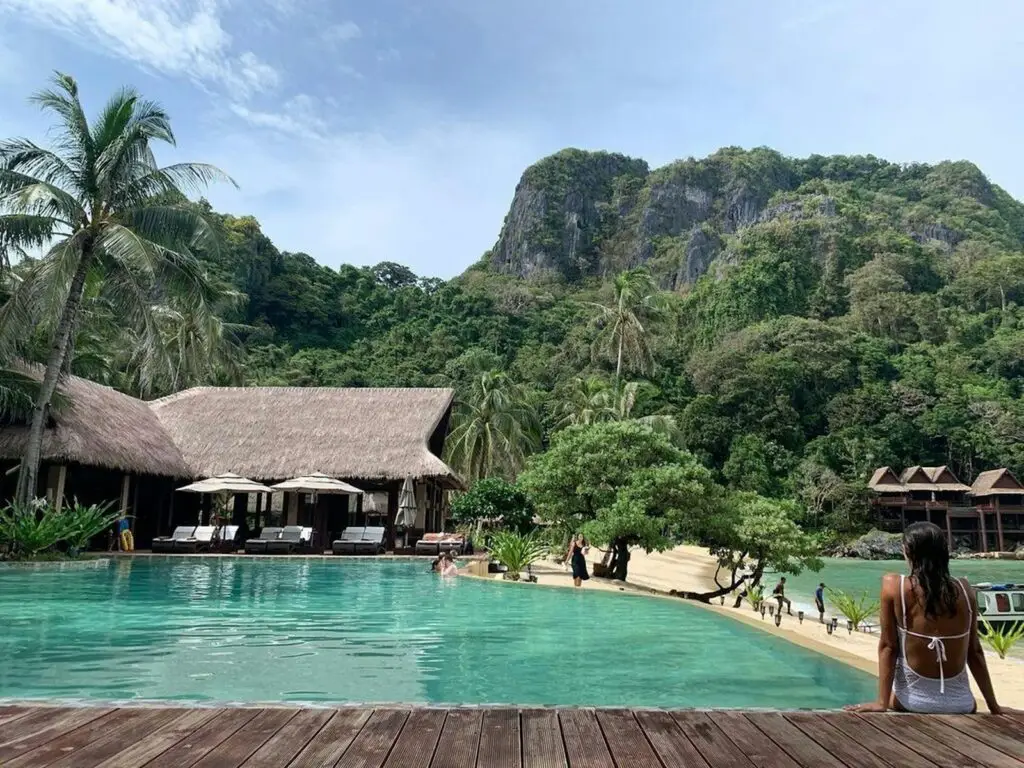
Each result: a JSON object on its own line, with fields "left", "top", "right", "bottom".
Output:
{"left": 396, "top": 477, "right": 417, "bottom": 528}
{"left": 176, "top": 472, "right": 274, "bottom": 524}
{"left": 270, "top": 472, "right": 362, "bottom": 495}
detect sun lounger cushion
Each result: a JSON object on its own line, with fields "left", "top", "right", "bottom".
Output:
{"left": 152, "top": 526, "right": 195, "bottom": 551}
{"left": 245, "top": 527, "right": 282, "bottom": 553}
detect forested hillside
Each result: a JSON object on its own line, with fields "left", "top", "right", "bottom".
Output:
{"left": 51, "top": 146, "right": 1024, "bottom": 534}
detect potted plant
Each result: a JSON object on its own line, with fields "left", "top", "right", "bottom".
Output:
{"left": 488, "top": 531, "right": 547, "bottom": 582}
{"left": 827, "top": 588, "right": 880, "bottom": 631}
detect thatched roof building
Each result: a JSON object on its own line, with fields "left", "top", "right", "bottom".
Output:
{"left": 151, "top": 386, "right": 459, "bottom": 485}
{"left": 868, "top": 467, "right": 904, "bottom": 493}
{"left": 969, "top": 468, "right": 1024, "bottom": 497}
{"left": 0, "top": 376, "right": 460, "bottom": 486}
{"left": 0, "top": 374, "right": 189, "bottom": 477}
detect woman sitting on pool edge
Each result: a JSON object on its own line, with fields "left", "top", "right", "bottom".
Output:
{"left": 847, "top": 521, "right": 1002, "bottom": 714}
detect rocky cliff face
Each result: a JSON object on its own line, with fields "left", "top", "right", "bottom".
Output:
{"left": 487, "top": 147, "right": 1016, "bottom": 288}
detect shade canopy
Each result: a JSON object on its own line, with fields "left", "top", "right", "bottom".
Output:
{"left": 396, "top": 477, "right": 417, "bottom": 527}
{"left": 270, "top": 472, "right": 363, "bottom": 495}
{"left": 177, "top": 472, "right": 274, "bottom": 494}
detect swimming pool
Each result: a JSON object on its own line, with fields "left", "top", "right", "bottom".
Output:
{"left": 0, "top": 558, "right": 876, "bottom": 709}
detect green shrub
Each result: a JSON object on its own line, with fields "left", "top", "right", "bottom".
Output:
{"left": 62, "top": 501, "right": 120, "bottom": 551}
{"left": 746, "top": 584, "right": 765, "bottom": 610}
{"left": 450, "top": 478, "right": 535, "bottom": 535}
{"left": 0, "top": 499, "right": 69, "bottom": 557}
{"left": 981, "top": 619, "right": 1024, "bottom": 659}
{"left": 827, "top": 588, "right": 880, "bottom": 630}
{"left": 487, "top": 531, "right": 548, "bottom": 580}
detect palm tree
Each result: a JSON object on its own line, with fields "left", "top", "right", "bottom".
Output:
{"left": 447, "top": 369, "right": 542, "bottom": 483}
{"left": 554, "top": 376, "right": 615, "bottom": 429}
{"left": 0, "top": 73, "right": 233, "bottom": 503}
{"left": 613, "top": 381, "right": 682, "bottom": 445}
{"left": 585, "top": 267, "right": 667, "bottom": 389}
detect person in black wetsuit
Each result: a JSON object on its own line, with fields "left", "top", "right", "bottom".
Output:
{"left": 566, "top": 534, "right": 590, "bottom": 588}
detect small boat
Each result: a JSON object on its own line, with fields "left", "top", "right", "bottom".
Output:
{"left": 973, "top": 583, "right": 1024, "bottom": 632}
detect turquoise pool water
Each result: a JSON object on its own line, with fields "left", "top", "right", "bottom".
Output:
{"left": 0, "top": 558, "right": 876, "bottom": 709}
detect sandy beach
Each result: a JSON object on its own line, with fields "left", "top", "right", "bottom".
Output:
{"left": 478, "top": 544, "right": 1024, "bottom": 711}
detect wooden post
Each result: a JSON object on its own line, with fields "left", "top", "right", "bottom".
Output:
{"left": 255, "top": 493, "right": 264, "bottom": 529}
{"left": 119, "top": 475, "right": 130, "bottom": 521}
{"left": 945, "top": 512, "right": 954, "bottom": 552}
{"left": 53, "top": 465, "right": 67, "bottom": 513}
{"left": 979, "top": 510, "right": 988, "bottom": 553}
{"left": 995, "top": 497, "right": 1005, "bottom": 552}
{"left": 387, "top": 484, "right": 399, "bottom": 551}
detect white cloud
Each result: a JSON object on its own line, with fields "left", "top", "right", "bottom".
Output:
{"left": 322, "top": 21, "right": 361, "bottom": 44}
{"left": 195, "top": 121, "right": 542, "bottom": 277}
{"left": 229, "top": 94, "right": 328, "bottom": 140}
{"left": 0, "top": 0, "right": 279, "bottom": 96}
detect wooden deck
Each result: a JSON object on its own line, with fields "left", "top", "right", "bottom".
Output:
{"left": 0, "top": 706, "right": 1021, "bottom": 767}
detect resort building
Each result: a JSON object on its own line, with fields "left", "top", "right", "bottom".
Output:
{"left": 0, "top": 374, "right": 461, "bottom": 550}
{"left": 868, "top": 465, "right": 1024, "bottom": 552}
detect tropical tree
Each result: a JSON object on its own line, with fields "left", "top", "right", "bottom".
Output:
{"left": 446, "top": 368, "right": 541, "bottom": 483}
{"left": 585, "top": 267, "right": 666, "bottom": 388}
{"left": 0, "top": 73, "right": 233, "bottom": 503}
{"left": 554, "top": 375, "right": 615, "bottom": 428}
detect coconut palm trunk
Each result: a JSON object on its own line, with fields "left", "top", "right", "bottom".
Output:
{"left": 14, "top": 248, "right": 92, "bottom": 503}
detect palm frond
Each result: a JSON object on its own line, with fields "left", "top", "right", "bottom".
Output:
{"left": 0, "top": 138, "right": 81, "bottom": 193}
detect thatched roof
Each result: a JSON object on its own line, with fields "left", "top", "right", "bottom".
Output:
{"left": 151, "top": 386, "right": 459, "bottom": 485}
{"left": 868, "top": 466, "right": 905, "bottom": 493}
{"left": 921, "top": 466, "right": 971, "bottom": 492}
{"left": 899, "top": 466, "right": 936, "bottom": 491}
{"left": 969, "top": 468, "right": 1024, "bottom": 497}
{"left": 0, "top": 371, "right": 189, "bottom": 478}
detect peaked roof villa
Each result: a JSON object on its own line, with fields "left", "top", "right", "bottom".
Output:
{"left": 868, "top": 465, "right": 1024, "bottom": 553}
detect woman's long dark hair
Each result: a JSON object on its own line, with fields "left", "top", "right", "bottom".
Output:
{"left": 903, "top": 522, "right": 959, "bottom": 619}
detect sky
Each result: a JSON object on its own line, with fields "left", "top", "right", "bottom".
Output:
{"left": 0, "top": 1, "right": 1021, "bottom": 278}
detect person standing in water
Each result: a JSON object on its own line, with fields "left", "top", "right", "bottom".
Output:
{"left": 567, "top": 534, "right": 590, "bottom": 588}
{"left": 847, "top": 521, "right": 1002, "bottom": 714}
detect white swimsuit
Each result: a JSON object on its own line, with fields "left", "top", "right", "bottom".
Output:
{"left": 892, "top": 575, "right": 975, "bottom": 714}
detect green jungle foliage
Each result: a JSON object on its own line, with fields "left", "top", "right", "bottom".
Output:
{"left": 8, "top": 142, "right": 1024, "bottom": 540}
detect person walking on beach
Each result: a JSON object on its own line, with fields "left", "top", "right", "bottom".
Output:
{"left": 567, "top": 534, "right": 590, "bottom": 588}
{"left": 847, "top": 521, "right": 1003, "bottom": 714}
{"left": 815, "top": 582, "right": 826, "bottom": 623}
{"left": 773, "top": 577, "right": 792, "bottom": 615}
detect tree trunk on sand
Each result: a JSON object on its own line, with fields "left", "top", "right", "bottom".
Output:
{"left": 676, "top": 561, "right": 764, "bottom": 605}
{"left": 15, "top": 249, "right": 91, "bottom": 506}
{"left": 609, "top": 537, "right": 630, "bottom": 580}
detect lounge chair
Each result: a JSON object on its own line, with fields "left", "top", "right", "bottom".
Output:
{"left": 152, "top": 526, "right": 195, "bottom": 553}
{"left": 331, "top": 526, "right": 365, "bottom": 555}
{"left": 439, "top": 534, "right": 466, "bottom": 555}
{"left": 217, "top": 525, "right": 241, "bottom": 553}
{"left": 353, "top": 526, "right": 386, "bottom": 555}
{"left": 415, "top": 532, "right": 443, "bottom": 556}
{"left": 175, "top": 525, "right": 217, "bottom": 553}
{"left": 266, "top": 525, "right": 304, "bottom": 554}
{"left": 245, "top": 526, "right": 282, "bottom": 554}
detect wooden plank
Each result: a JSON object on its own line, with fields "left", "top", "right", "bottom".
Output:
{"left": 476, "top": 709, "right": 521, "bottom": 768}
{"left": 900, "top": 714, "right": 1022, "bottom": 768}
{"left": 744, "top": 712, "right": 839, "bottom": 768}
{"left": 595, "top": 710, "right": 660, "bottom": 768}
{"left": 144, "top": 708, "right": 259, "bottom": 768}
{"left": 673, "top": 712, "right": 754, "bottom": 768}
{"left": 192, "top": 708, "right": 299, "bottom": 768}
{"left": 634, "top": 710, "right": 709, "bottom": 768}
{"left": 783, "top": 713, "right": 894, "bottom": 768}
{"left": 0, "top": 706, "right": 32, "bottom": 728}
{"left": 4, "top": 709, "right": 144, "bottom": 768}
{"left": 818, "top": 713, "right": 938, "bottom": 768}
{"left": 520, "top": 709, "right": 566, "bottom": 768}
{"left": 339, "top": 709, "right": 408, "bottom": 768}
{"left": 431, "top": 709, "right": 482, "bottom": 768}
{"left": 383, "top": 709, "right": 445, "bottom": 768}
{"left": 285, "top": 708, "right": 371, "bottom": 768}
{"left": 558, "top": 710, "right": 613, "bottom": 768}
{"left": 0, "top": 707, "right": 115, "bottom": 763}
{"left": 241, "top": 709, "right": 334, "bottom": 768}
{"left": 860, "top": 714, "right": 988, "bottom": 768}
{"left": 0, "top": 707, "right": 90, "bottom": 746}
{"left": 18, "top": 708, "right": 186, "bottom": 768}
{"left": 706, "top": 711, "right": 798, "bottom": 768}
{"left": 94, "top": 709, "right": 221, "bottom": 768}
{"left": 936, "top": 715, "right": 1024, "bottom": 761}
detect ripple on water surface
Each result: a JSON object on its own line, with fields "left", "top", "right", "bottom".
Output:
{"left": 0, "top": 557, "right": 876, "bottom": 708}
